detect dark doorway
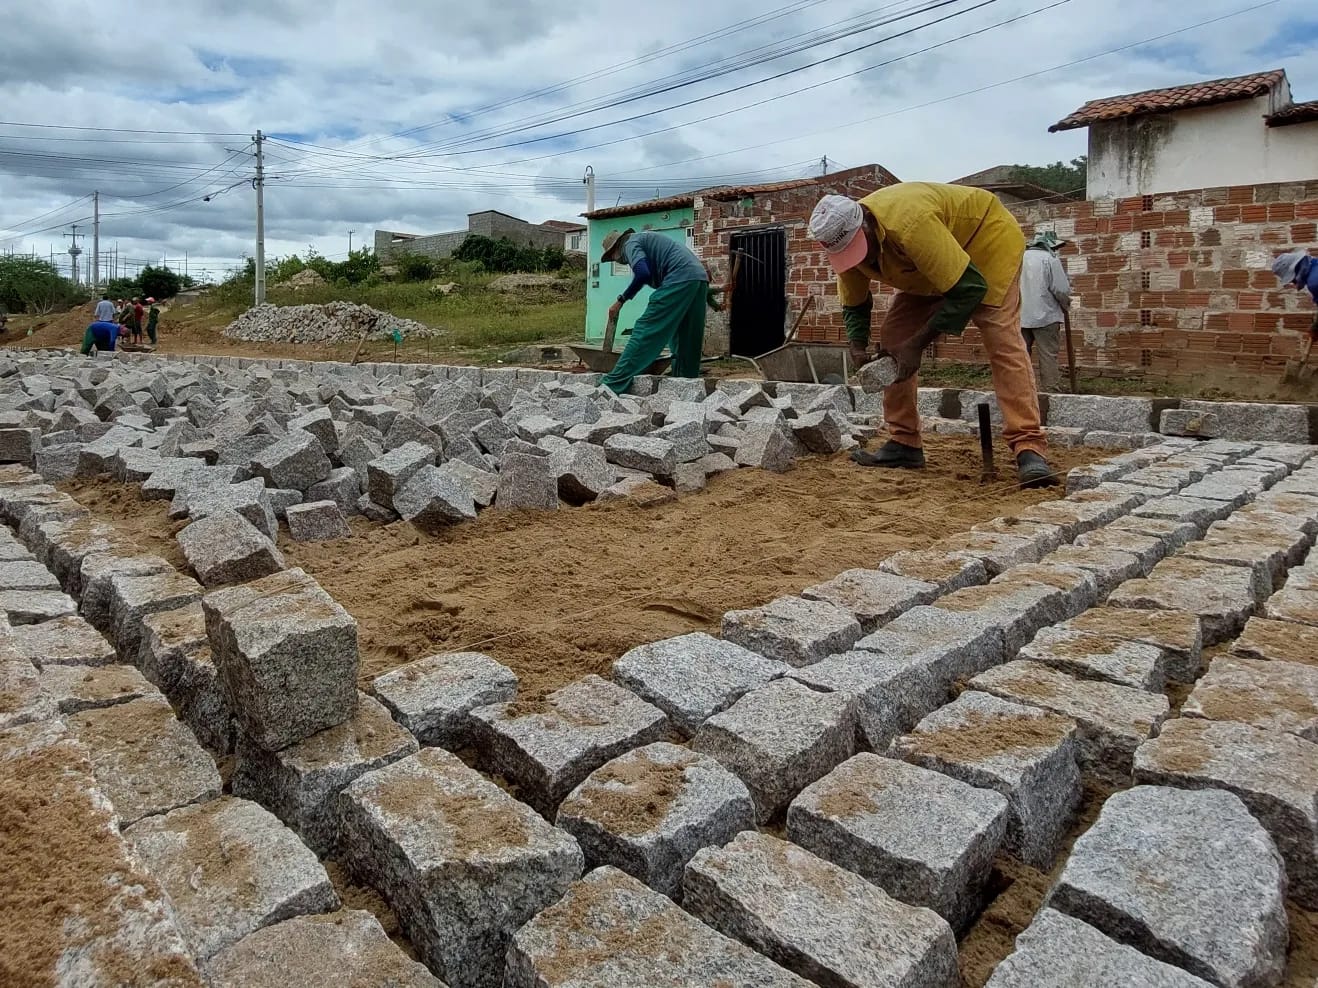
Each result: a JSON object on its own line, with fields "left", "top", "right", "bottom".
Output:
{"left": 729, "top": 227, "right": 787, "bottom": 357}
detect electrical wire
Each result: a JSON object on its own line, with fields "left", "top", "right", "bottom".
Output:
{"left": 0, "top": 120, "right": 247, "bottom": 136}
{"left": 398, "top": 0, "right": 969, "bottom": 156}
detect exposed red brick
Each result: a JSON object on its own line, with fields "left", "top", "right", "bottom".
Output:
{"left": 1241, "top": 204, "right": 1270, "bottom": 223}
{"left": 1269, "top": 203, "right": 1297, "bottom": 222}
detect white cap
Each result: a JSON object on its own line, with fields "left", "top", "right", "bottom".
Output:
{"left": 808, "top": 195, "right": 868, "bottom": 273}
{"left": 1272, "top": 250, "right": 1308, "bottom": 286}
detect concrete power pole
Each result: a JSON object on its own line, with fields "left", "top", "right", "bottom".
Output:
{"left": 348, "top": 230, "right": 354, "bottom": 255}
{"left": 254, "top": 129, "right": 266, "bottom": 306}
{"left": 92, "top": 191, "right": 100, "bottom": 293}
{"left": 583, "top": 166, "right": 595, "bottom": 215}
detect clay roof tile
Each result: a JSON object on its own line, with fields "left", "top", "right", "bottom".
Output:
{"left": 1049, "top": 69, "right": 1287, "bottom": 132}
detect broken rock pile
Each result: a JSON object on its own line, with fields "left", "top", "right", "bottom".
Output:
{"left": 223, "top": 302, "right": 442, "bottom": 344}
{"left": 0, "top": 355, "right": 877, "bottom": 553}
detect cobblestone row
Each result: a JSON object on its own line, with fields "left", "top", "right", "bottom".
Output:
{"left": 3, "top": 349, "right": 1317, "bottom": 985}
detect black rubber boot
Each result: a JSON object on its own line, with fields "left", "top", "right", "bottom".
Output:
{"left": 851, "top": 440, "right": 925, "bottom": 469}
{"left": 1017, "top": 450, "right": 1059, "bottom": 489}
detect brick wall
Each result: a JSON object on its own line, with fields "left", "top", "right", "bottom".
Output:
{"left": 689, "top": 166, "right": 896, "bottom": 350}
{"left": 783, "top": 179, "right": 1318, "bottom": 379}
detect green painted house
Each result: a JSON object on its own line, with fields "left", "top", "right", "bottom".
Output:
{"left": 582, "top": 198, "right": 695, "bottom": 345}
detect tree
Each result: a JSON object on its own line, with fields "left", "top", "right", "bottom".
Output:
{"left": 393, "top": 252, "right": 436, "bottom": 282}
{"left": 453, "top": 235, "right": 564, "bottom": 273}
{"left": 0, "top": 256, "right": 73, "bottom": 314}
{"left": 1008, "top": 156, "right": 1087, "bottom": 196}
{"left": 138, "top": 265, "right": 182, "bottom": 300}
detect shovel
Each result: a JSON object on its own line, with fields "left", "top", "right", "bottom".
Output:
{"left": 1284, "top": 336, "right": 1315, "bottom": 384}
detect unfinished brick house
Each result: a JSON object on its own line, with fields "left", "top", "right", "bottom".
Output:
{"left": 584, "top": 164, "right": 899, "bottom": 357}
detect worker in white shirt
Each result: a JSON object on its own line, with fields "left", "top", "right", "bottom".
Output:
{"left": 1020, "top": 231, "right": 1072, "bottom": 393}
{"left": 93, "top": 294, "right": 115, "bottom": 322}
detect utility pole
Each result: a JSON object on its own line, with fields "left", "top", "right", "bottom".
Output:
{"left": 821, "top": 155, "right": 829, "bottom": 176}
{"left": 583, "top": 166, "right": 595, "bottom": 214}
{"left": 254, "top": 129, "right": 266, "bottom": 305}
{"left": 64, "top": 224, "right": 83, "bottom": 285}
{"left": 348, "top": 230, "right": 354, "bottom": 255}
{"left": 92, "top": 191, "right": 100, "bottom": 294}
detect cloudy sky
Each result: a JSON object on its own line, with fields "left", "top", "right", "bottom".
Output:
{"left": 2, "top": 0, "right": 1315, "bottom": 282}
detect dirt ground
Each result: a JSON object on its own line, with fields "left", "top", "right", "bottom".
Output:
{"left": 60, "top": 438, "right": 1105, "bottom": 699}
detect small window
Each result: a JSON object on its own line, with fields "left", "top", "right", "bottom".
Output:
{"left": 1141, "top": 195, "right": 1154, "bottom": 211}
{"left": 1140, "top": 310, "right": 1153, "bottom": 326}
{"left": 1140, "top": 231, "right": 1152, "bottom": 249}
{"left": 570, "top": 235, "right": 581, "bottom": 250}
{"left": 611, "top": 261, "right": 630, "bottom": 277}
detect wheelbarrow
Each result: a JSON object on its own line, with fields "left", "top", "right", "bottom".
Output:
{"left": 730, "top": 296, "right": 853, "bottom": 384}
{"left": 568, "top": 312, "right": 672, "bottom": 375}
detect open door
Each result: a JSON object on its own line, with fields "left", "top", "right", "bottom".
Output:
{"left": 729, "top": 228, "right": 787, "bottom": 357}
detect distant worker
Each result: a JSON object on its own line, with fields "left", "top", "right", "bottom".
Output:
{"left": 1273, "top": 250, "right": 1318, "bottom": 337}
{"left": 598, "top": 228, "right": 709, "bottom": 395}
{"left": 1020, "top": 231, "right": 1072, "bottom": 394}
{"left": 80, "top": 320, "right": 119, "bottom": 355}
{"left": 145, "top": 298, "right": 160, "bottom": 346}
{"left": 809, "top": 183, "right": 1055, "bottom": 487}
{"left": 130, "top": 297, "right": 145, "bottom": 345}
{"left": 93, "top": 293, "right": 115, "bottom": 322}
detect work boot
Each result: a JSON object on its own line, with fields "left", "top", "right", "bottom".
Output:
{"left": 1017, "top": 450, "right": 1059, "bottom": 489}
{"left": 851, "top": 440, "right": 925, "bottom": 469}
{"left": 849, "top": 345, "right": 873, "bottom": 368}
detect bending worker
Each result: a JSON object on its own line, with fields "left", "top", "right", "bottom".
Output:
{"left": 808, "top": 182, "right": 1056, "bottom": 488}
{"left": 599, "top": 227, "right": 708, "bottom": 395}
{"left": 80, "top": 320, "right": 120, "bottom": 355}
{"left": 1273, "top": 250, "right": 1318, "bottom": 332}
{"left": 1020, "top": 231, "right": 1072, "bottom": 394}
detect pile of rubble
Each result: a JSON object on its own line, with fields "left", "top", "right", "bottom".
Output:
{"left": 223, "top": 302, "right": 441, "bottom": 344}
{"left": 274, "top": 268, "right": 327, "bottom": 290}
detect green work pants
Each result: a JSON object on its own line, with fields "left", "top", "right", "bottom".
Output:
{"left": 602, "top": 279, "right": 706, "bottom": 395}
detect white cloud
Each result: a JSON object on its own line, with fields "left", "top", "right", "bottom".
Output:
{"left": 1, "top": 0, "right": 1315, "bottom": 279}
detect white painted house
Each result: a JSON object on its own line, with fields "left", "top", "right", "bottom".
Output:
{"left": 1051, "top": 68, "right": 1318, "bottom": 198}
{"left": 541, "top": 220, "right": 587, "bottom": 253}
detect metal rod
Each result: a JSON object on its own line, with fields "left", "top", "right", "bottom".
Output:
{"left": 1063, "top": 310, "right": 1078, "bottom": 394}
{"left": 977, "top": 402, "right": 996, "bottom": 481}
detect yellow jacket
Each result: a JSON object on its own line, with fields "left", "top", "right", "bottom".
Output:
{"left": 836, "top": 182, "right": 1024, "bottom": 309}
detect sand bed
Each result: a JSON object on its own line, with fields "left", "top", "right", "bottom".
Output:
{"left": 61, "top": 437, "right": 1107, "bottom": 700}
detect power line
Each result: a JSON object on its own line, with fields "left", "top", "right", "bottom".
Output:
{"left": 0, "top": 120, "right": 247, "bottom": 136}
{"left": 572, "top": 0, "right": 1285, "bottom": 181}
{"left": 398, "top": 0, "right": 957, "bottom": 157}
{"left": 0, "top": 194, "right": 93, "bottom": 237}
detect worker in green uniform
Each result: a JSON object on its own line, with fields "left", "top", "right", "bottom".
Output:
{"left": 599, "top": 228, "right": 709, "bottom": 395}
{"left": 145, "top": 298, "right": 160, "bottom": 345}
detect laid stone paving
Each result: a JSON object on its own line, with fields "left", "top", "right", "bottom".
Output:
{"left": 555, "top": 741, "right": 755, "bottom": 900}
{"left": 6, "top": 353, "right": 1318, "bottom": 985}
{"left": 684, "top": 831, "right": 959, "bottom": 988}
{"left": 1048, "top": 785, "right": 1287, "bottom": 988}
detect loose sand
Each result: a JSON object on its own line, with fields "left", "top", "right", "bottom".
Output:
{"left": 61, "top": 437, "right": 1106, "bottom": 700}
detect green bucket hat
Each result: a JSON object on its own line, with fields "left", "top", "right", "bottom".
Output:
{"left": 600, "top": 228, "right": 635, "bottom": 263}
{"left": 1027, "top": 230, "right": 1066, "bottom": 251}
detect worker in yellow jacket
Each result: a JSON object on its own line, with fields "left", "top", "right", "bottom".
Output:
{"left": 809, "top": 182, "right": 1055, "bottom": 488}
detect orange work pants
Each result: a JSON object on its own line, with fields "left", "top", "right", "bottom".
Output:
{"left": 879, "top": 266, "right": 1047, "bottom": 456}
